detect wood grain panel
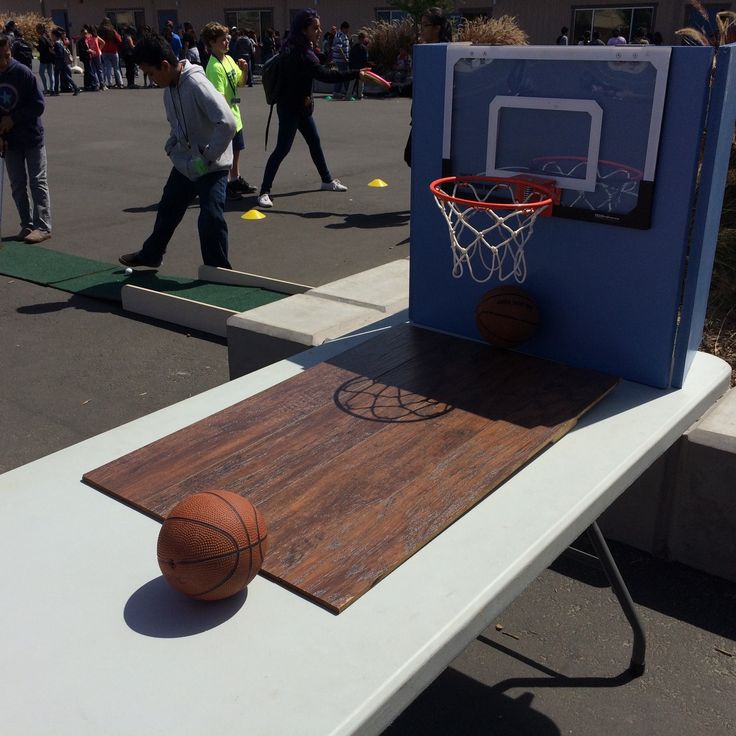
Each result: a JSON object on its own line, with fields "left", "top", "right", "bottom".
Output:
{"left": 83, "top": 326, "right": 618, "bottom": 612}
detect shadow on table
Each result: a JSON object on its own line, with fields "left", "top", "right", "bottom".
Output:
{"left": 382, "top": 666, "right": 561, "bottom": 736}
{"left": 124, "top": 576, "right": 247, "bottom": 637}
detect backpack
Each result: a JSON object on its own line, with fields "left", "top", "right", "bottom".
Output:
{"left": 261, "top": 51, "right": 291, "bottom": 149}
{"left": 11, "top": 38, "right": 33, "bottom": 68}
{"left": 261, "top": 51, "right": 286, "bottom": 106}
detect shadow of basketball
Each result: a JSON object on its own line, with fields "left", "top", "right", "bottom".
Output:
{"left": 124, "top": 576, "right": 247, "bottom": 637}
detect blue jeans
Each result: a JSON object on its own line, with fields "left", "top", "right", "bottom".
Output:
{"left": 333, "top": 61, "right": 349, "bottom": 96}
{"left": 5, "top": 144, "right": 52, "bottom": 232}
{"left": 102, "top": 52, "right": 122, "bottom": 86}
{"left": 140, "top": 167, "right": 231, "bottom": 268}
{"left": 39, "top": 62, "right": 53, "bottom": 92}
{"left": 90, "top": 56, "right": 105, "bottom": 88}
{"left": 54, "top": 63, "right": 78, "bottom": 93}
{"left": 261, "top": 107, "right": 332, "bottom": 193}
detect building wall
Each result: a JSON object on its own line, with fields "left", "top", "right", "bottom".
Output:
{"left": 5, "top": 1, "right": 733, "bottom": 45}
{"left": 493, "top": 1, "right": 733, "bottom": 46}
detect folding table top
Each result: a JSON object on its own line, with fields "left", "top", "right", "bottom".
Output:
{"left": 84, "top": 325, "right": 618, "bottom": 612}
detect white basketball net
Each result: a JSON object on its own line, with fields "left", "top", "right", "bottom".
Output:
{"left": 432, "top": 179, "right": 551, "bottom": 284}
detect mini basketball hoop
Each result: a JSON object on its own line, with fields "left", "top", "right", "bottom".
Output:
{"left": 430, "top": 175, "right": 557, "bottom": 283}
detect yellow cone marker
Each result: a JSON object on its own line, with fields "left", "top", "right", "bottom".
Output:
{"left": 368, "top": 179, "right": 388, "bottom": 187}
{"left": 241, "top": 209, "right": 266, "bottom": 220}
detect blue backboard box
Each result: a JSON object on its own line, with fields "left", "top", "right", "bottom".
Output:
{"left": 409, "top": 43, "right": 736, "bottom": 388}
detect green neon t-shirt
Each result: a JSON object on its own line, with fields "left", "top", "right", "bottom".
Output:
{"left": 205, "top": 54, "right": 243, "bottom": 133}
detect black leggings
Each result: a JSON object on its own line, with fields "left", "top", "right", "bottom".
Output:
{"left": 260, "top": 106, "right": 332, "bottom": 193}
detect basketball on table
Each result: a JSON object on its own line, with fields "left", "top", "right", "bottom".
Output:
{"left": 475, "top": 286, "right": 539, "bottom": 348}
{"left": 157, "top": 490, "right": 268, "bottom": 601}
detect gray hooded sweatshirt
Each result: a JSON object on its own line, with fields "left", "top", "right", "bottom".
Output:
{"left": 163, "top": 60, "right": 236, "bottom": 181}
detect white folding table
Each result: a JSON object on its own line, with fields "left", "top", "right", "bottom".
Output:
{"left": 0, "top": 321, "right": 729, "bottom": 736}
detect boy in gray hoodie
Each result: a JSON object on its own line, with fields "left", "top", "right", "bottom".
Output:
{"left": 119, "top": 35, "right": 236, "bottom": 269}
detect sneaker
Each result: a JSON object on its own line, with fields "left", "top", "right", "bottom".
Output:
{"left": 320, "top": 179, "right": 348, "bottom": 192}
{"left": 118, "top": 251, "right": 162, "bottom": 268}
{"left": 13, "top": 226, "right": 33, "bottom": 240}
{"left": 226, "top": 182, "right": 243, "bottom": 200}
{"left": 257, "top": 193, "right": 273, "bottom": 208}
{"left": 232, "top": 176, "right": 257, "bottom": 194}
{"left": 24, "top": 229, "right": 52, "bottom": 244}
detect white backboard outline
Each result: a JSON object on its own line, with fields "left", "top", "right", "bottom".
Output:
{"left": 487, "top": 97, "right": 603, "bottom": 192}
{"left": 442, "top": 45, "right": 671, "bottom": 188}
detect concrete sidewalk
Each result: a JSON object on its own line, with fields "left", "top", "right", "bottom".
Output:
{"left": 2, "top": 81, "right": 735, "bottom": 735}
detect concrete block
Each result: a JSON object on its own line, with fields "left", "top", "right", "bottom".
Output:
{"left": 227, "top": 293, "right": 385, "bottom": 347}
{"left": 226, "top": 327, "right": 305, "bottom": 380}
{"left": 308, "top": 259, "right": 409, "bottom": 312}
{"left": 669, "top": 440, "right": 736, "bottom": 582}
{"left": 598, "top": 441, "right": 680, "bottom": 556}
{"left": 685, "top": 386, "right": 736, "bottom": 453}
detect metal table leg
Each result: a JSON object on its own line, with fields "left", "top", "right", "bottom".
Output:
{"left": 586, "top": 521, "right": 647, "bottom": 676}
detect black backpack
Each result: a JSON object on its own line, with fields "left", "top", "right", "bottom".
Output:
{"left": 261, "top": 50, "right": 292, "bottom": 149}
{"left": 261, "top": 51, "right": 286, "bottom": 106}
{"left": 11, "top": 38, "right": 33, "bottom": 68}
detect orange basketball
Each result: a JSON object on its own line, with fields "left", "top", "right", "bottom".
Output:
{"left": 475, "top": 285, "right": 539, "bottom": 348}
{"left": 157, "top": 490, "right": 268, "bottom": 601}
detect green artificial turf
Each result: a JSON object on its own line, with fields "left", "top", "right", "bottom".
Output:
{"left": 0, "top": 242, "right": 287, "bottom": 310}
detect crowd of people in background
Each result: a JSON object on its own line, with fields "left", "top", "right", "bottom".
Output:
{"left": 556, "top": 24, "right": 664, "bottom": 47}
{"left": 12, "top": 16, "right": 381, "bottom": 97}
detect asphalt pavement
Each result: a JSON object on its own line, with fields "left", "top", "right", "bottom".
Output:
{"left": 2, "top": 78, "right": 734, "bottom": 736}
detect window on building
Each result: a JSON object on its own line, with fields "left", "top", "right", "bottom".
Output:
{"left": 224, "top": 9, "right": 274, "bottom": 40}
{"left": 572, "top": 6, "right": 655, "bottom": 45}
{"left": 105, "top": 8, "right": 146, "bottom": 30}
{"left": 376, "top": 9, "right": 410, "bottom": 23}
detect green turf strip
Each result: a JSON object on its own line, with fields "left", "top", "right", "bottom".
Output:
{"left": 0, "top": 242, "right": 288, "bottom": 311}
{"left": 0, "top": 242, "right": 115, "bottom": 283}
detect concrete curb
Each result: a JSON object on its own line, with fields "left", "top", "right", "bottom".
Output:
{"left": 227, "top": 259, "right": 409, "bottom": 378}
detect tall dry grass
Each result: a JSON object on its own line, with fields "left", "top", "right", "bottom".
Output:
{"left": 362, "top": 14, "right": 528, "bottom": 74}
{"left": 361, "top": 18, "right": 418, "bottom": 76}
{"left": 456, "top": 15, "right": 528, "bottom": 45}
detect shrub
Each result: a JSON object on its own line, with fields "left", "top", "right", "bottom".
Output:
{"left": 0, "top": 11, "right": 54, "bottom": 46}
{"left": 456, "top": 15, "right": 528, "bottom": 45}
{"left": 361, "top": 18, "right": 417, "bottom": 76}
{"left": 361, "top": 14, "right": 528, "bottom": 75}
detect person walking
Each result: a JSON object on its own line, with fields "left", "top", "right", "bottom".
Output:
{"left": 256, "top": 10, "right": 365, "bottom": 208}
{"left": 202, "top": 21, "right": 256, "bottom": 199}
{"left": 51, "top": 28, "right": 79, "bottom": 96}
{"left": 36, "top": 24, "right": 54, "bottom": 94}
{"left": 348, "top": 31, "right": 369, "bottom": 100}
{"left": 330, "top": 21, "right": 350, "bottom": 99}
{"left": 88, "top": 26, "right": 106, "bottom": 89}
{"left": 0, "top": 35, "right": 52, "bottom": 243}
{"left": 76, "top": 25, "right": 96, "bottom": 90}
{"left": 99, "top": 19, "right": 123, "bottom": 88}
{"left": 119, "top": 25, "right": 137, "bottom": 87}
{"left": 118, "top": 35, "right": 236, "bottom": 269}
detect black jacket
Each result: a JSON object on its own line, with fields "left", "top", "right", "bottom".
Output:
{"left": 278, "top": 44, "right": 358, "bottom": 114}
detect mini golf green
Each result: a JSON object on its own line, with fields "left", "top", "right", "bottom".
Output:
{"left": 0, "top": 242, "right": 287, "bottom": 312}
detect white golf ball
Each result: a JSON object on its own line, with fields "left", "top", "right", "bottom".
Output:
{"left": 124, "top": 267, "right": 133, "bottom": 276}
